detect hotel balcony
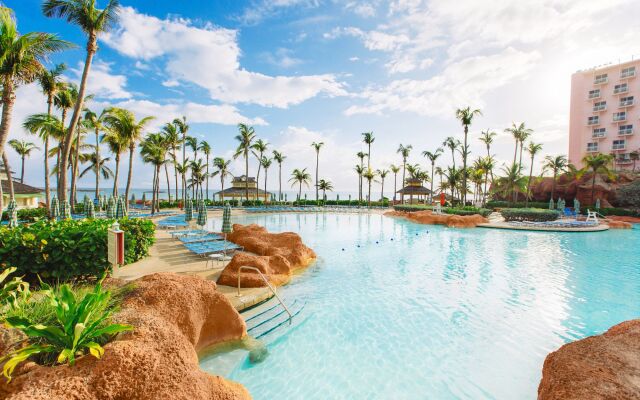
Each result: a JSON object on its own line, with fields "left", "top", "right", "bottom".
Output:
{"left": 616, "top": 158, "right": 633, "bottom": 165}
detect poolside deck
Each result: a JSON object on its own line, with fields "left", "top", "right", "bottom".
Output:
{"left": 477, "top": 221, "right": 610, "bottom": 232}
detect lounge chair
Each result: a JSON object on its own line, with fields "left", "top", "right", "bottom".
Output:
{"left": 585, "top": 209, "right": 599, "bottom": 224}
{"left": 183, "top": 240, "right": 241, "bottom": 256}
{"left": 179, "top": 233, "right": 223, "bottom": 243}
{"left": 563, "top": 207, "right": 577, "bottom": 218}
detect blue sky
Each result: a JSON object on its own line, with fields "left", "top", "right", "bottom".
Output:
{"left": 8, "top": 0, "right": 640, "bottom": 192}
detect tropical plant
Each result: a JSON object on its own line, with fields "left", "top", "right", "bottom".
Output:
{"left": 354, "top": 164, "right": 365, "bottom": 202}
{"left": 212, "top": 157, "right": 231, "bottom": 203}
{"left": 83, "top": 108, "right": 108, "bottom": 199}
{"left": 396, "top": 144, "right": 412, "bottom": 201}
{"left": 317, "top": 179, "right": 333, "bottom": 202}
{"left": 356, "top": 151, "right": 367, "bottom": 201}
{"left": 249, "top": 138, "right": 267, "bottom": 200}
{"left": 8, "top": 139, "right": 39, "bottom": 183}
{"left": 160, "top": 122, "right": 180, "bottom": 202}
{"left": 260, "top": 156, "right": 272, "bottom": 203}
{"left": 442, "top": 137, "right": 460, "bottom": 170}
{"left": 172, "top": 116, "right": 189, "bottom": 202}
{"left": 362, "top": 131, "right": 374, "bottom": 168}
{"left": 272, "top": 150, "right": 285, "bottom": 201}
{"left": 289, "top": 168, "right": 311, "bottom": 200}
{"left": 234, "top": 123, "right": 256, "bottom": 201}
{"left": 630, "top": 150, "right": 639, "bottom": 172}
{"left": 308, "top": 141, "right": 324, "bottom": 201}
{"left": 422, "top": 148, "right": 442, "bottom": 202}
{"left": 524, "top": 142, "right": 543, "bottom": 206}
{"left": 579, "top": 153, "right": 615, "bottom": 204}
{"left": 362, "top": 168, "right": 376, "bottom": 207}
{"left": 79, "top": 149, "right": 113, "bottom": 181}
{"left": 455, "top": 107, "right": 482, "bottom": 204}
{"left": 0, "top": 278, "right": 133, "bottom": 381}
{"left": 505, "top": 122, "right": 533, "bottom": 171}
{"left": 542, "top": 155, "right": 568, "bottom": 201}
{"left": 140, "top": 133, "right": 169, "bottom": 213}
{"left": 501, "top": 208, "right": 560, "bottom": 222}
{"left": 493, "top": 163, "right": 526, "bottom": 205}
{"left": 377, "top": 169, "right": 388, "bottom": 201}
{"left": 101, "top": 130, "right": 126, "bottom": 197}
{"left": 198, "top": 141, "right": 211, "bottom": 200}
{"left": 479, "top": 129, "right": 496, "bottom": 182}
{"left": 0, "top": 267, "right": 29, "bottom": 310}
{"left": 389, "top": 164, "right": 400, "bottom": 201}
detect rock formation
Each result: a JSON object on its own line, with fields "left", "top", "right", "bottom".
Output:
{"left": 218, "top": 224, "right": 316, "bottom": 288}
{"left": 538, "top": 319, "right": 640, "bottom": 400}
{"left": 384, "top": 210, "right": 489, "bottom": 228}
{"left": 603, "top": 218, "right": 633, "bottom": 229}
{"left": 0, "top": 273, "right": 251, "bottom": 400}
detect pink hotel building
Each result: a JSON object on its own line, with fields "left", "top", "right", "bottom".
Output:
{"left": 569, "top": 59, "right": 640, "bottom": 169}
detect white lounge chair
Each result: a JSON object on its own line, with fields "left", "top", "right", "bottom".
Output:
{"left": 585, "top": 209, "right": 599, "bottom": 224}
{"left": 433, "top": 203, "right": 443, "bottom": 215}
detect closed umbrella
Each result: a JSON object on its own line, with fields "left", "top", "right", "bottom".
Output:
{"left": 573, "top": 199, "right": 580, "bottom": 215}
{"left": 595, "top": 198, "right": 601, "bottom": 210}
{"left": 121, "top": 196, "right": 128, "bottom": 217}
{"left": 141, "top": 192, "right": 147, "bottom": 207}
{"left": 130, "top": 193, "right": 136, "bottom": 208}
{"left": 185, "top": 197, "right": 193, "bottom": 221}
{"left": 50, "top": 196, "right": 60, "bottom": 220}
{"left": 115, "top": 197, "right": 125, "bottom": 219}
{"left": 6, "top": 199, "right": 17, "bottom": 228}
{"left": 60, "top": 200, "right": 71, "bottom": 220}
{"left": 85, "top": 200, "right": 95, "bottom": 218}
{"left": 222, "top": 202, "right": 232, "bottom": 260}
{"left": 106, "top": 197, "right": 116, "bottom": 219}
{"left": 196, "top": 200, "right": 207, "bottom": 227}
{"left": 549, "top": 198, "right": 555, "bottom": 210}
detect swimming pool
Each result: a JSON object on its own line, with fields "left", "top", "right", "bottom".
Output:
{"left": 201, "top": 213, "right": 640, "bottom": 399}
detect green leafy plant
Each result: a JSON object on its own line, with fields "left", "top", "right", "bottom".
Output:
{"left": 1, "top": 208, "right": 48, "bottom": 222}
{"left": 0, "top": 267, "right": 30, "bottom": 310}
{"left": 0, "top": 279, "right": 133, "bottom": 381}
{"left": 501, "top": 208, "right": 560, "bottom": 222}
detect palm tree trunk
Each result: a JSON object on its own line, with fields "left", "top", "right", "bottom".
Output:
{"left": 591, "top": 171, "right": 596, "bottom": 205}
{"left": 264, "top": 168, "right": 268, "bottom": 205}
{"left": 298, "top": 181, "right": 302, "bottom": 200}
{"left": 278, "top": 163, "right": 282, "bottom": 202}
{"left": 380, "top": 178, "right": 384, "bottom": 201}
{"left": 0, "top": 81, "right": 17, "bottom": 209}
{"left": 125, "top": 144, "right": 135, "bottom": 209}
{"left": 113, "top": 154, "right": 120, "bottom": 197}
{"left": 401, "top": 161, "right": 406, "bottom": 202}
{"left": 551, "top": 171, "right": 557, "bottom": 201}
{"left": 220, "top": 176, "right": 225, "bottom": 203}
{"left": 315, "top": 152, "right": 319, "bottom": 202}
{"left": 95, "top": 128, "right": 100, "bottom": 200}
{"left": 173, "top": 152, "right": 178, "bottom": 203}
{"left": 182, "top": 133, "right": 186, "bottom": 204}
{"left": 393, "top": 172, "right": 397, "bottom": 202}
{"left": 44, "top": 99, "right": 53, "bottom": 212}
{"left": 526, "top": 156, "right": 534, "bottom": 207}
{"left": 244, "top": 152, "right": 249, "bottom": 202}
{"left": 2, "top": 153, "right": 14, "bottom": 204}
{"left": 151, "top": 165, "right": 157, "bottom": 215}
{"left": 205, "top": 155, "right": 209, "bottom": 201}
{"left": 430, "top": 165, "right": 435, "bottom": 203}
{"left": 518, "top": 142, "right": 524, "bottom": 172}
{"left": 20, "top": 155, "right": 25, "bottom": 183}
{"left": 59, "top": 35, "right": 96, "bottom": 203}
{"left": 462, "top": 125, "right": 468, "bottom": 204}
{"left": 165, "top": 164, "right": 170, "bottom": 204}
{"left": 70, "top": 124, "right": 82, "bottom": 205}
{"left": 513, "top": 141, "right": 518, "bottom": 167}
{"left": 368, "top": 180, "right": 372, "bottom": 207}
{"left": 255, "top": 154, "right": 261, "bottom": 201}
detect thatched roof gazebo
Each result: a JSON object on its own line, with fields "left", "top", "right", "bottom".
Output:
{"left": 397, "top": 178, "right": 431, "bottom": 204}
{"left": 214, "top": 175, "right": 271, "bottom": 202}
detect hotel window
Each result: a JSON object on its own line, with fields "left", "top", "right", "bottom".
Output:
{"left": 586, "top": 142, "right": 598, "bottom": 152}
{"left": 592, "top": 128, "right": 606, "bottom": 137}
{"left": 588, "top": 89, "right": 600, "bottom": 99}
{"left": 621, "top": 66, "right": 636, "bottom": 78}
{"left": 616, "top": 153, "right": 631, "bottom": 162}
{"left": 594, "top": 73, "right": 608, "bottom": 84}
{"left": 587, "top": 116, "right": 599, "bottom": 125}
{"left": 612, "top": 139, "right": 626, "bottom": 150}
{"left": 614, "top": 83, "right": 628, "bottom": 94}
{"left": 618, "top": 124, "right": 633, "bottom": 135}
{"left": 620, "top": 96, "right": 634, "bottom": 107}
{"left": 593, "top": 101, "right": 606, "bottom": 111}
{"left": 613, "top": 111, "right": 627, "bottom": 121}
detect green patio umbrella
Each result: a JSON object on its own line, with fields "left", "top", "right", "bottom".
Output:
{"left": 130, "top": 193, "right": 136, "bottom": 207}
{"left": 184, "top": 197, "right": 193, "bottom": 221}
{"left": 6, "top": 199, "right": 17, "bottom": 228}
{"left": 60, "top": 200, "right": 71, "bottom": 220}
{"left": 573, "top": 199, "right": 580, "bottom": 215}
{"left": 595, "top": 198, "right": 601, "bottom": 210}
{"left": 106, "top": 197, "right": 116, "bottom": 219}
{"left": 115, "top": 197, "right": 125, "bottom": 219}
{"left": 50, "top": 195, "right": 60, "bottom": 220}
{"left": 85, "top": 200, "right": 94, "bottom": 218}
{"left": 221, "top": 202, "right": 232, "bottom": 260}
{"left": 549, "top": 198, "right": 554, "bottom": 210}
{"left": 141, "top": 192, "right": 147, "bottom": 207}
{"left": 196, "top": 200, "right": 208, "bottom": 227}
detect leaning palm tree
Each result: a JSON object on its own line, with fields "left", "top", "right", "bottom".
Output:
{"left": 272, "top": 150, "right": 286, "bottom": 202}
{"left": 479, "top": 129, "right": 496, "bottom": 182}
{"left": 185, "top": 136, "right": 199, "bottom": 198}
{"left": 139, "top": 133, "right": 168, "bottom": 214}
{"left": 173, "top": 116, "right": 189, "bottom": 202}
{"left": 23, "top": 114, "right": 63, "bottom": 202}
{"left": 8, "top": 139, "right": 39, "bottom": 183}
{"left": 442, "top": 137, "right": 460, "bottom": 170}
{"left": 43, "top": 0, "right": 119, "bottom": 202}
{"left": 160, "top": 122, "right": 180, "bottom": 202}
{"left": 251, "top": 138, "right": 268, "bottom": 200}
{"left": 362, "top": 132, "right": 374, "bottom": 168}
{"left": 455, "top": 107, "right": 482, "bottom": 204}
{"left": 234, "top": 123, "right": 256, "bottom": 201}
{"left": 377, "top": 169, "right": 388, "bottom": 201}
{"left": 525, "top": 142, "right": 543, "bottom": 206}
{"left": 396, "top": 144, "right": 412, "bottom": 202}
{"left": 363, "top": 168, "right": 376, "bottom": 207}
{"left": 79, "top": 149, "right": 113, "bottom": 183}
{"left": 390, "top": 164, "right": 400, "bottom": 202}
{"left": 101, "top": 130, "right": 126, "bottom": 197}
{"left": 0, "top": 9, "right": 70, "bottom": 209}
{"left": 212, "top": 157, "right": 231, "bottom": 203}
{"left": 422, "top": 148, "right": 442, "bottom": 203}
{"left": 311, "top": 141, "right": 324, "bottom": 201}
{"left": 354, "top": 164, "right": 365, "bottom": 203}
{"left": 289, "top": 168, "right": 311, "bottom": 200}
{"left": 260, "top": 156, "right": 272, "bottom": 204}
{"left": 505, "top": 122, "right": 533, "bottom": 171}
{"left": 198, "top": 140, "right": 211, "bottom": 200}
{"left": 317, "top": 179, "right": 333, "bottom": 203}
{"left": 83, "top": 108, "right": 108, "bottom": 199}
{"left": 542, "top": 155, "right": 568, "bottom": 201}
{"left": 356, "top": 151, "right": 367, "bottom": 200}
{"left": 579, "top": 153, "right": 614, "bottom": 205}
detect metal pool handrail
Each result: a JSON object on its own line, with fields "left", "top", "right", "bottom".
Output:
{"left": 237, "top": 266, "right": 293, "bottom": 324}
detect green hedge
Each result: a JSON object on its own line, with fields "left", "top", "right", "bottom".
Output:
{"left": 501, "top": 208, "right": 560, "bottom": 222}
{"left": 579, "top": 207, "right": 640, "bottom": 218}
{"left": 394, "top": 204, "right": 491, "bottom": 217}
{"left": 486, "top": 200, "right": 551, "bottom": 209}
{"left": 1, "top": 207, "right": 48, "bottom": 222}
{"left": 0, "top": 218, "right": 155, "bottom": 281}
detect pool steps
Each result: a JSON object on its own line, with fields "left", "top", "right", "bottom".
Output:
{"left": 241, "top": 296, "right": 306, "bottom": 340}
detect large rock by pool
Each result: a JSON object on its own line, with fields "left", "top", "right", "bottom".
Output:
{"left": 385, "top": 210, "right": 489, "bottom": 228}
{"left": 538, "top": 319, "right": 640, "bottom": 400}
{"left": 218, "top": 224, "right": 316, "bottom": 288}
{"left": 0, "top": 273, "right": 251, "bottom": 400}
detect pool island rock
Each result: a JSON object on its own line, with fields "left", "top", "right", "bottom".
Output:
{"left": 384, "top": 210, "right": 489, "bottom": 228}
{"left": 218, "top": 224, "right": 316, "bottom": 288}
{"left": 0, "top": 273, "right": 251, "bottom": 400}
{"left": 538, "top": 319, "right": 640, "bottom": 400}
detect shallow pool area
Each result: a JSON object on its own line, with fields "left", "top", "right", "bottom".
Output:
{"left": 200, "top": 213, "right": 640, "bottom": 400}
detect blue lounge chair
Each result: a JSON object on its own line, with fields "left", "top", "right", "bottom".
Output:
{"left": 183, "top": 240, "right": 241, "bottom": 256}
{"left": 179, "top": 233, "right": 223, "bottom": 243}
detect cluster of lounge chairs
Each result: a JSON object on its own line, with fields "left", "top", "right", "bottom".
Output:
{"left": 169, "top": 229, "right": 241, "bottom": 259}
{"left": 244, "top": 206, "right": 382, "bottom": 214}
{"left": 508, "top": 220, "right": 599, "bottom": 228}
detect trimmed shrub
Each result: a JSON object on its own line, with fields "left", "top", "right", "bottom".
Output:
{"left": 486, "top": 200, "right": 550, "bottom": 209}
{"left": 393, "top": 204, "right": 491, "bottom": 217}
{"left": 0, "top": 218, "right": 155, "bottom": 281}
{"left": 1, "top": 208, "right": 48, "bottom": 222}
{"left": 501, "top": 208, "right": 560, "bottom": 222}
{"left": 579, "top": 207, "right": 640, "bottom": 218}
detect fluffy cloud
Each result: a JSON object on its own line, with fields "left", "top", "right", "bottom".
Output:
{"left": 70, "top": 61, "right": 131, "bottom": 100}
{"left": 102, "top": 7, "right": 345, "bottom": 108}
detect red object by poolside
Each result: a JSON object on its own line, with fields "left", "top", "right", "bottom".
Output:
{"left": 440, "top": 192, "right": 445, "bottom": 206}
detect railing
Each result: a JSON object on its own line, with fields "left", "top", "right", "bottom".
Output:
{"left": 237, "top": 266, "right": 293, "bottom": 324}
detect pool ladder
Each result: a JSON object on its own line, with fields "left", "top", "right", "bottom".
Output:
{"left": 237, "top": 266, "right": 293, "bottom": 324}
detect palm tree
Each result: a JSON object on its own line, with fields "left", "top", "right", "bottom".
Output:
{"left": 8, "top": 139, "right": 39, "bottom": 183}
{"left": 362, "top": 132, "right": 374, "bottom": 168}
{"left": 173, "top": 116, "right": 189, "bottom": 202}
{"left": 476, "top": 156, "right": 495, "bottom": 204}
{"left": 356, "top": 151, "right": 367, "bottom": 201}
{"left": 317, "top": 179, "right": 333, "bottom": 203}
{"left": 311, "top": 141, "right": 324, "bottom": 201}
{"left": 0, "top": 10, "right": 70, "bottom": 208}
{"left": 251, "top": 138, "right": 268, "bottom": 200}
{"left": 212, "top": 157, "right": 231, "bottom": 203}
{"left": 161, "top": 122, "right": 180, "bottom": 202}
{"left": 455, "top": 107, "right": 482, "bottom": 204}
{"left": 272, "top": 150, "right": 286, "bottom": 202}
{"left": 198, "top": 141, "right": 211, "bottom": 200}
{"left": 363, "top": 168, "right": 376, "bottom": 207}
{"left": 139, "top": 133, "right": 168, "bottom": 214}
{"left": 390, "top": 164, "right": 400, "bottom": 202}
{"left": 189, "top": 159, "right": 206, "bottom": 201}
{"left": 103, "top": 107, "right": 154, "bottom": 205}
{"left": 542, "top": 155, "right": 568, "bottom": 201}
{"left": 52, "top": 84, "right": 74, "bottom": 187}
{"left": 505, "top": 122, "right": 533, "bottom": 171}
{"left": 479, "top": 129, "right": 496, "bottom": 183}
{"left": 175, "top": 160, "right": 189, "bottom": 201}
{"left": 260, "top": 156, "right": 272, "bottom": 204}
{"left": 185, "top": 136, "right": 198, "bottom": 198}
{"left": 494, "top": 163, "right": 526, "bottom": 205}
{"left": 580, "top": 153, "right": 614, "bottom": 205}
{"left": 630, "top": 150, "right": 639, "bottom": 172}
{"left": 289, "top": 168, "right": 311, "bottom": 200}
{"left": 234, "top": 123, "right": 256, "bottom": 201}
{"left": 23, "top": 113, "right": 63, "bottom": 204}
{"left": 442, "top": 137, "right": 460, "bottom": 169}
{"left": 396, "top": 144, "right": 412, "bottom": 202}
{"left": 422, "top": 148, "right": 442, "bottom": 203}
{"left": 354, "top": 164, "right": 364, "bottom": 203}
{"left": 38, "top": 63, "right": 66, "bottom": 209}
{"left": 101, "top": 130, "right": 126, "bottom": 197}
{"left": 435, "top": 166, "right": 445, "bottom": 193}
{"left": 83, "top": 108, "right": 107, "bottom": 199}
{"left": 377, "top": 169, "right": 388, "bottom": 201}
{"left": 525, "top": 142, "right": 543, "bottom": 206}
{"left": 79, "top": 149, "right": 113, "bottom": 182}
{"left": 43, "top": 0, "right": 119, "bottom": 202}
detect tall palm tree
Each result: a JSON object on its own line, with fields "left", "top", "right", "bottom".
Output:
{"left": 442, "top": 137, "right": 460, "bottom": 169}
{"left": 139, "top": 133, "right": 168, "bottom": 214}
{"left": 8, "top": 139, "right": 39, "bottom": 183}
{"left": 184, "top": 136, "right": 198, "bottom": 198}
{"left": 311, "top": 141, "right": 324, "bottom": 202}
{"left": 435, "top": 166, "right": 445, "bottom": 193}
{"left": 101, "top": 130, "right": 126, "bottom": 197}
{"left": 260, "top": 156, "right": 272, "bottom": 204}
{"left": 476, "top": 156, "right": 495, "bottom": 204}
{"left": 362, "top": 132, "right": 374, "bottom": 168}
{"left": 175, "top": 160, "right": 189, "bottom": 201}
{"left": 580, "top": 153, "right": 614, "bottom": 205}
{"left": 212, "top": 157, "right": 231, "bottom": 203}
{"left": 69, "top": 90, "right": 94, "bottom": 205}
{"left": 377, "top": 169, "right": 388, "bottom": 201}
{"left": 84, "top": 108, "right": 107, "bottom": 199}
{"left": 494, "top": 163, "right": 526, "bottom": 205}
{"left": 189, "top": 158, "right": 206, "bottom": 201}
{"left": 43, "top": 0, "right": 120, "bottom": 202}
{"left": 630, "top": 150, "right": 639, "bottom": 173}
{"left": 390, "top": 164, "right": 400, "bottom": 202}
{"left": 198, "top": 140, "right": 211, "bottom": 200}
{"left": 356, "top": 151, "right": 367, "bottom": 201}
{"left": 173, "top": 116, "right": 189, "bottom": 202}
{"left": 363, "top": 168, "right": 376, "bottom": 207}
{"left": 422, "top": 148, "right": 442, "bottom": 203}
{"left": 505, "top": 122, "right": 533, "bottom": 170}
{"left": 38, "top": 62, "right": 66, "bottom": 209}
{"left": 317, "top": 179, "right": 333, "bottom": 202}
{"left": 455, "top": 107, "right": 482, "bottom": 204}
{"left": 525, "top": 142, "right": 543, "bottom": 206}
{"left": 354, "top": 164, "right": 364, "bottom": 203}
{"left": 542, "top": 155, "right": 568, "bottom": 201}
{"left": 79, "top": 149, "right": 113, "bottom": 182}
{"left": 234, "top": 123, "right": 256, "bottom": 201}
{"left": 161, "top": 122, "right": 180, "bottom": 202}
{"left": 251, "top": 138, "right": 268, "bottom": 200}
{"left": 479, "top": 129, "right": 496, "bottom": 182}
{"left": 23, "top": 113, "right": 63, "bottom": 205}
{"left": 396, "top": 144, "right": 412, "bottom": 202}
{"left": 289, "top": 168, "right": 311, "bottom": 200}
{"left": 272, "top": 150, "right": 285, "bottom": 202}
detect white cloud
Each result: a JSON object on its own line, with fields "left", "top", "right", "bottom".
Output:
{"left": 345, "top": 1, "right": 377, "bottom": 18}
{"left": 263, "top": 48, "right": 303, "bottom": 69}
{"left": 71, "top": 61, "right": 131, "bottom": 100}
{"left": 102, "top": 7, "right": 346, "bottom": 108}
{"left": 236, "top": 0, "right": 320, "bottom": 25}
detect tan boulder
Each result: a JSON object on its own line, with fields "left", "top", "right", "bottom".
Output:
{"left": 385, "top": 210, "right": 488, "bottom": 228}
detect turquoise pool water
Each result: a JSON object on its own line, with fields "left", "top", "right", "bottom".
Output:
{"left": 201, "top": 213, "right": 640, "bottom": 399}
